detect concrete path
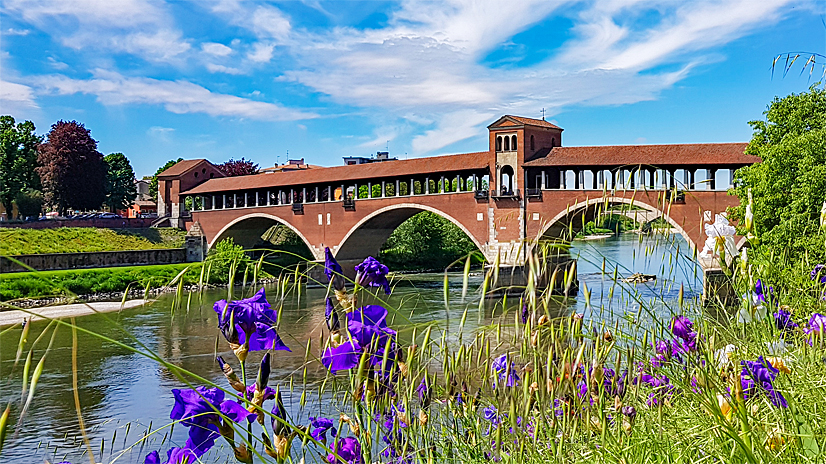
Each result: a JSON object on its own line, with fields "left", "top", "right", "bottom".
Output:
{"left": 0, "top": 299, "right": 148, "bottom": 327}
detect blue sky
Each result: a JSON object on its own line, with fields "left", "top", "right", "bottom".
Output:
{"left": 1, "top": 0, "right": 824, "bottom": 177}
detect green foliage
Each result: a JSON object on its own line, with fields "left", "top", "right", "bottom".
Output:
{"left": 380, "top": 211, "right": 482, "bottom": 271}
{"left": 14, "top": 188, "right": 43, "bottom": 218}
{"left": 730, "top": 85, "right": 826, "bottom": 261}
{"left": 0, "top": 263, "right": 197, "bottom": 301}
{"left": 103, "top": 152, "right": 137, "bottom": 211}
{"left": 149, "top": 158, "right": 183, "bottom": 202}
{"left": 0, "top": 116, "right": 42, "bottom": 217}
{"left": 205, "top": 238, "right": 252, "bottom": 281}
{"left": 0, "top": 227, "right": 186, "bottom": 255}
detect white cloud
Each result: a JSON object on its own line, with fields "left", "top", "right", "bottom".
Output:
{"left": 0, "top": 80, "right": 38, "bottom": 107}
{"left": 251, "top": 6, "right": 292, "bottom": 41}
{"left": 4, "top": 28, "right": 31, "bottom": 36}
{"left": 3, "top": 0, "right": 191, "bottom": 64}
{"left": 202, "top": 42, "right": 233, "bottom": 57}
{"left": 206, "top": 63, "right": 244, "bottom": 75}
{"left": 247, "top": 42, "right": 276, "bottom": 63}
{"left": 412, "top": 109, "right": 494, "bottom": 154}
{"left": 35, "top": 70, "right": 317, "bottom": 121}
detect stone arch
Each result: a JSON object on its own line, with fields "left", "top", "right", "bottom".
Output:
{"left": 209, "top": 212, "right": 321, "bottom": 259}
{"left": 334, "top": 203, "right": 485, "bottom": 261}
{"left": 535, "top": 197, "right": 699, "bottom": 253}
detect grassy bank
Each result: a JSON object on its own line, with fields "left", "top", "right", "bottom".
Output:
{"left": 0, "top": 227, "right": 187, "bottom": 255}
{"left": 0, "top": 263, "right": 201, "bottom": 302}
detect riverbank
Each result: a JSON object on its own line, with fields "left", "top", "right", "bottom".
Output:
{"left": 0, "top": 299, "right": 148, "bottom": 327}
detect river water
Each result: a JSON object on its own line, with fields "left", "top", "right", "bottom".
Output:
{"left": 0, "top": 233, "right": 701, "bottom": 464}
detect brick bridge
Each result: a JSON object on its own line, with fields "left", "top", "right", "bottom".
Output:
{"left": 156, "top": 115, "right": 758, "bottom": 269}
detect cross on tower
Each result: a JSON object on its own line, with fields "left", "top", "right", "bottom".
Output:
{"left": 540, "top": 108, "right": 546, "bottom": 120}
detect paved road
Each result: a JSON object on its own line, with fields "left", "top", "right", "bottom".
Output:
{"left": 0, "top": 299, "right": 148, "bottom": 327}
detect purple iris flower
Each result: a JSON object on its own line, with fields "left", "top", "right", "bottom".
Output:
{"left": 346, "top": 305, "right": 397, "bottom": 363}
{"left": 213, "top": 288, "right": 290, "bottom": 352}
{"left": 144, "top": 447, "right": 199, "bottom": 464}
{"left": 671, "top": 315, "right": 694, "bottom": 341}
{"left": 326, "top": 298, "right": 341, "bottom": 331}
{"left": 755, "top": 279, "right": 776, "bottom": 306}
{"left": 416, "top": 376, "right": 431, "bottom": 407}
{"left": 243, "top": 384, "right": 276, "bottom": 402}
{"left": 741, "top": 356, "right": 787, "bottom": 408}
{"left": 170, "top": 386, "right": 256, "bottom": 456}
{"left": 773, "top": 309, "right": 799, "bottom": 332}
{"left": 521, "top": 302, "right": 529, "bottom": 324}
{"left": 355, "top": 256, "right": 391, "bottom": 294}
{"left": 811, "top": 264, "right": 826, "bottom": 284}
{"left": 491, "top": 354, "right": 520, "bottom": 388}
{"left": 322, "top": 339, "right": 363, "bottom": 373}
{"left": 483, "top": 405, "right": 500, "bottom": 425}
{"left": 327, "top": 436, "right": 363, "bottom": 464}
{"left": 324, "top": 247, "right": 343, "bottom": 280}
{"left": 806, "top": 312, "right": 826, "bottom": 334}
{"left": 309, "top": 416, "right": 337, "bottom": 442}
{"left": 805, "top": 313, "right": 826, "bottom": 345}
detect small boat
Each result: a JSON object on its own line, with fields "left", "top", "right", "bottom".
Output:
{"left": 620, "top": 273, "right": 657, "bottom": 283}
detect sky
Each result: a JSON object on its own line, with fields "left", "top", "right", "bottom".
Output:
{"left": 1, "top": 0, "right": 825, "bottom": 177}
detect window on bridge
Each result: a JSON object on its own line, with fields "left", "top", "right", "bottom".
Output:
{"left": 511, "top": 135, "right": 517, "bottom": 151}
{"left": 496, "top": 136, "right": 502, "bottom": 152}
{"left": 530, "top": 135, "right": 535, "bottom": 151}
{"left": 504, "top": 136, "right": 510, "bottom": 151}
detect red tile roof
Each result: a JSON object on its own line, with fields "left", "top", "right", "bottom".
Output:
{"left": 157, "top": 159, "right": 211, "bottom": 177}
{"left": 489, "top": 115, "right": 563, "bottom": 130}
{"left": 522, "top": 143, "right": 755, "bottom": 167}
{"left": 181, "top": 151, "right": 491, "bottom": 195}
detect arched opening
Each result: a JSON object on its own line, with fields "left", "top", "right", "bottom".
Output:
{"left": 530, "top": 135, "right": 535, "bottom": 151}
{"left": 334, "top": 204, "right": 485, "bottom": 271}
{"left": 511, "top": 135, "right": 517, "bottom": 151}
{"left": 210, "top": 214, "right": 318, "bottom": 264}
{"left": 500, "top": 165, "right": 515, "bottom": 195}
{"left": 504, "top": 136, "right": 510, "bottom": 151}
{"left": 496, "top": 136, "right": 502, "bottom": 152}
{"left": 536, "top": 197, "right": 697, "bottom": 253}
{"left": 551, "top": 137, "right": 556, "bottom": 148}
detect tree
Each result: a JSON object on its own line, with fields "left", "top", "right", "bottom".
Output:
{"left": 0, "top": 116, "right": 42, "bottom": 217}
{"left": 730, "top": 85, "right": 826, "bottom": 261}
{"left": 103, "top": 153, "right": 137, "bottom": 211}
{"left": 36, "top": 120, "right": 107, "bottom": 214}
{"left": 380, "top": 211, "right": 481, "bottom": 271}
{"left": 149, "top": 158, "right": 183, "bottom": 201}
{"left": 218, "top": 157, "right": 259, "bottom": 177}
{"left": 15, "top": 188, "right": 43, "bottom": 218}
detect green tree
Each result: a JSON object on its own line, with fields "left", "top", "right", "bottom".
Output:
{"left": 380, "top": 211, "right": 482, "bottom": 271}
{"left": 103, "top": 152, "right": 137, "bottom": 211}
{"left": 149, "top": 158, "right": 183, "bottom": 201}
{"left": 15, "top": 188, "right": 43, "bottom": 218}
{"left": 730, "top": 85, "right": 826, "bottom": 260}
{"left": 0, "top": 116, "right": 42, "bottom": 217}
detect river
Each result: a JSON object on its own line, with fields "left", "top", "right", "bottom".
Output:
{"left": 0, "top": 233, "right": 701, "bottom": 464}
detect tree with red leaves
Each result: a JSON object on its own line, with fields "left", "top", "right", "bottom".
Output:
{"left": 36, "top": 120, "right": 106, "bottom": 214}
{"left": 217, "top": 157, "right": 259, "bottom": 177}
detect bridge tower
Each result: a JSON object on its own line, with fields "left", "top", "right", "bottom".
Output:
{"left": 485, "top": 116, "right": 563, "bottom": 265}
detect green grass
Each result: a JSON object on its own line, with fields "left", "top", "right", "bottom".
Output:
{"left": 0, "top": 263, "right": 200, "bottom": 302}
{"left": 0, "top": 227, "right": 187, "bottom": 255}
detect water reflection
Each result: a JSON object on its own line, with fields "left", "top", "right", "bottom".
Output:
{"left": 0, "top": 233, "right": 699, "bottom": 463}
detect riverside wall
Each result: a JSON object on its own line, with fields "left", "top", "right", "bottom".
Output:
{"left": 0, "top": 218, "right": 154, "bottom": 229}
{"left": 0, "top": 248, "right": 186, "bottom": 273}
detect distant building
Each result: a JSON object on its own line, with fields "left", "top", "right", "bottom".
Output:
{"left": 125, "top": 178, "right": 157, "bottom": 218}
{"left": 343, "top": 151, "right": 397, "bottom": 165}
{"left": 260, "top": 158, "right": 321, "bottom": 173}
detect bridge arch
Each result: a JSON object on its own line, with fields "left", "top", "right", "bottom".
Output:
{"left": 209, "top": 213, "right": 322, "bottom": 260}
{"left": 334, "top": 203, "right": 485, "bottom": 262}
{"left": 535, "top": 197, "right": 699, "bottom": 253}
